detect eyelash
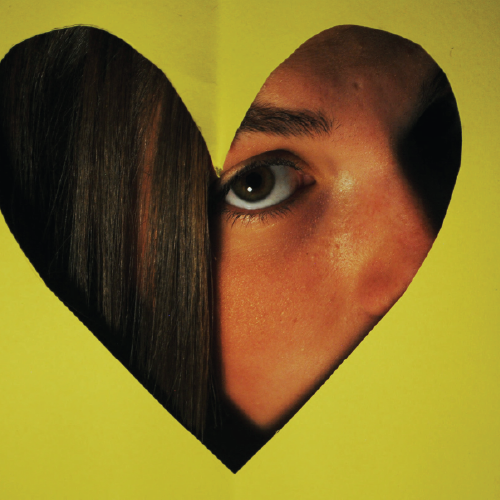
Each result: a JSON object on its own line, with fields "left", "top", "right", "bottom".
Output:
{"left": 212, "top": 157, "right": 303, "bottom": 225}
{"left": 221, "top": 200, "right": 296, "bottom": 226}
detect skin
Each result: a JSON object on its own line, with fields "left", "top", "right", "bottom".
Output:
{"left": 212, "top": 26, "right": 444, "bottom": 430}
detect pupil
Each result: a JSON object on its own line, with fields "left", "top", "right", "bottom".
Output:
{"left": 231, "top": 165, "right": 275, "bottom": 202}
{"left": 245, "top": 172, "right": 263, "bottom": 192}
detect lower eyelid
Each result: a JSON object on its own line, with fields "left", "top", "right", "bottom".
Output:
{"left": 221, "top": 188, "right": 305, "bottom": 226}
{"left": 221, "top": 204, "right": 294, "bottom": 226}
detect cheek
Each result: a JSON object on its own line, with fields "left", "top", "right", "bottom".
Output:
{"left": 215, "top": 201, "right": 324, "bottom": 354}
{"left": 354, "top": 230, "right": 434, "bottom": 317}
{"left": 213, "top": 174, "right": 435, "bottom": 427}
{"left": 214, "top": 204, "right": 331, "bottom": 343}
{"left": 349, "top": 177, "right": 436, "bottom": 317}
{"left": 213, "top": 209, "right": 358, "bottom": 417}
{"left": 214, "top": 174, "right": 435, "bottom": 349}
{"left": 213, "top": 191, "right": 366, "bottom": 371}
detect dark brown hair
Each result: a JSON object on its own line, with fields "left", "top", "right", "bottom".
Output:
{"left": 0, "top": 26, "right": 213, "bottom": 436}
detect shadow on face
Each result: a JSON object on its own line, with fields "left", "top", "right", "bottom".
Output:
{"left": 211, "top": 25, "right": 461, "bottom": 431}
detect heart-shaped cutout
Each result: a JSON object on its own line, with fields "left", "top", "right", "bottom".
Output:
{"left": 0, "top": 25, "right": 461, "bottom": 472}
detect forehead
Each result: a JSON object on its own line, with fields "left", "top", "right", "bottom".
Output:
{"left": 254, "top": 26, "right": 440, "bottom": 122}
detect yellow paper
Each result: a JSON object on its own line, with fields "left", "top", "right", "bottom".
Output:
{"left": 1, "top": 0, "right": 499, "bottom": 498}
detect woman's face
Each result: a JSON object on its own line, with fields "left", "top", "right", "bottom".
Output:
{"left": 212, "top": 27, "right": 449, "bottom": 429}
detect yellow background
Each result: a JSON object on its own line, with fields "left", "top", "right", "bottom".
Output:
{"left": 1, "top": 0, "right": 499, "bottom": 498}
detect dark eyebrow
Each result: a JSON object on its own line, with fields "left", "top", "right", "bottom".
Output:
{"left": 235, "top": 104, "right": 334, "bottom": 140}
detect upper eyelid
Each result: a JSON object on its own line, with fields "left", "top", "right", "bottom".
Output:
{"left": 219, "top": 156, "right": 303, "bottom": 193}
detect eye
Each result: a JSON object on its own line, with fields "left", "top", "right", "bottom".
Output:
{"left": 225, "top": 161, "right": 307, "bottom": 210}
